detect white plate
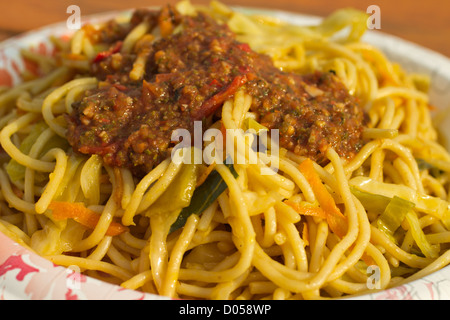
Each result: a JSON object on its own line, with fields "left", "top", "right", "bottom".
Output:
{"left": 0, "top": 7, "right": 449, "bottom": 300}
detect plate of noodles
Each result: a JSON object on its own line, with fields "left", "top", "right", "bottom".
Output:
{"left": 1, "top": 0, "right": 450, "bottom": 300}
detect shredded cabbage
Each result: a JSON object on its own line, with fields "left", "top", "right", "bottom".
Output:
{"left": 405, "top": 210, "right": 440, "bottom": 258}
{"left": 148, "top": 162, "right": 198, "bottom": 217}
{"left": 350, "top": 176, "right": 450, "bottom": 225}
{"left": 311, "top": 8, "right": 368, "bottom": 42}
{"left": 6, "top": 121, "right": 69, "bottom": 182}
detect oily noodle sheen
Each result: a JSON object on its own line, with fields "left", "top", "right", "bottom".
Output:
{"left": 1, "top": 0, "right": 450, "bottom": 300}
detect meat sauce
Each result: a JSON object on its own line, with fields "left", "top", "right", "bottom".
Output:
{"left": 66, "top": 6, "right": 366, "bottom": 176}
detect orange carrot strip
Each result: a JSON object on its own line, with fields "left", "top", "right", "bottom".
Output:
{"left": 302, "top": 222, "right": 309, "bottom": 247}
{"left": 361, "top": 252, "right": 376, "bottom": 266}
{"left": 284, "top": 200, "right": 327, "bottom": 219}
{"left": 49, "top": 201, "right": 128, "bottom": 236}
{"left": 298, "top": 158, "right": 348, "bottom": 238}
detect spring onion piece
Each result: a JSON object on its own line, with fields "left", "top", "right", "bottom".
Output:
{"left": 350, "top": 186, "right": 391, "bottom": 214}
{"left": 170, "top": 162, "right": 238, "bottom": 233}
{"left": 351, "top": 179, "right": 449, "bottom": 252}
{"left": 376, "top": 196, "right": 414, "bottom": 241}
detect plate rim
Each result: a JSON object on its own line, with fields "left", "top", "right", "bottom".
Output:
{"left": 0, "top": 6, "right": 449, "bottom": 300}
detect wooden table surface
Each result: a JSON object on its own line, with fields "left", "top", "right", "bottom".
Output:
{"left": 0, "top": 0, "right": 448, "bottom": 57}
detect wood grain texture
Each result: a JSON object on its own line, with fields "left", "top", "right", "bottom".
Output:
{"left": 0, "top": 0, "right": 448, "bottom": 57}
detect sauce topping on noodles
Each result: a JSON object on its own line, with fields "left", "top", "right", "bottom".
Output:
{"left": 66, "top": 6, "right": 366, "bottom": 176}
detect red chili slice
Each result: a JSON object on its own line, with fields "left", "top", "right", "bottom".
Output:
{"left": 191, "top": 74, "right": 249, "bottom": 120}
{"left": 93, "top": 41, "right": 123, "bottom": 63}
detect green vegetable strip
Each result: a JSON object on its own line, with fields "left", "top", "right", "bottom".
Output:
{"left": 350, "top": 186, "right": 391, "bottom": 214}
{"left": 170, "top": 162, "right": 238, "bottom": 233}
{"left": 6, "top": 122, "right": 47, "bottom": 181}
{"left": 6, "top": 121, "right": 69, "bottom": 182}
{"left": 352, "top": 185, "right": 447, "bottom": 254}
{"left": 376, "top": 196, "right": 415, "bottom": 240}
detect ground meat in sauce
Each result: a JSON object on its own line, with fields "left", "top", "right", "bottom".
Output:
{"left": 66, "top": 5, "right": 366, "bottom": 177}
{"left": 247, "top": 70, "right": 365, "bottom": 165}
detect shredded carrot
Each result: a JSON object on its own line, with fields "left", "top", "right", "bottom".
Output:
{"left": 361, "top": 252, "right": 376, "bottom": 266}
{"left": 49, "top": 201, "right": 128, "bottom": 236}
{"left": 284, "top": 200, "right": 327, "bottom": 219}
{"left": 302, "top": 222, "right": 309, "bottom": 247}
{"left": 380, "top": 71, "right": 399, "bottom": 87}
{"left": 298, "top": 158, "right": 348, "bottom": 238}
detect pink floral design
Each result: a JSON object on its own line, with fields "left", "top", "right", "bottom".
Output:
{"left": 0, "top": 255, "right": 39, "bottom": 281}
